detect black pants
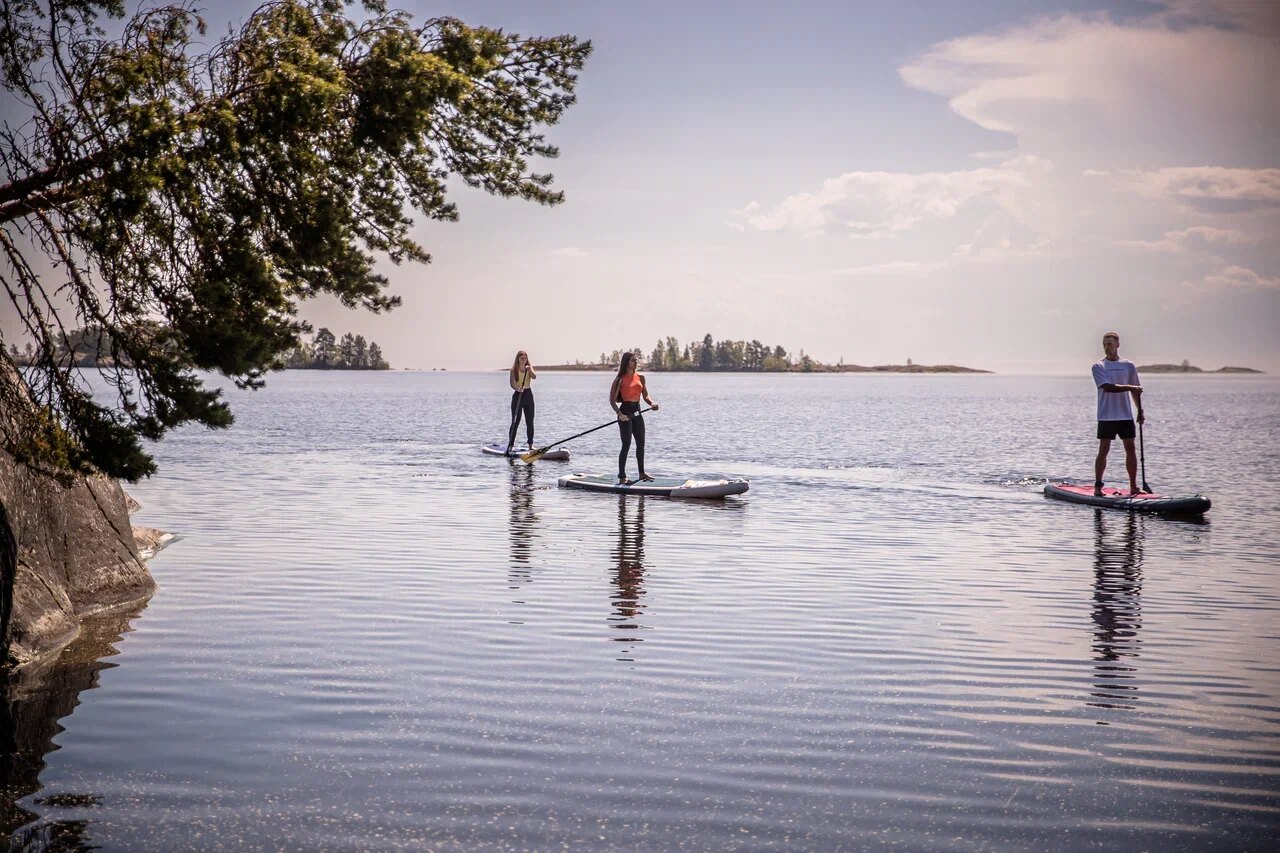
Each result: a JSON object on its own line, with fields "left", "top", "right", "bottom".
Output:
{"left": 617, "top": 401, "right": 645, "bottom": 480}
{"left": 507, "top": 390, "right": 534, "bottom": 449}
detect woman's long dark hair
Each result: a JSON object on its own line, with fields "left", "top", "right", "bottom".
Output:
{"left": 615, "top": 351, "right": 636, "bottom": 379}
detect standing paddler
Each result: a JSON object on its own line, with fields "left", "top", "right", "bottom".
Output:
{"left": 609, "top": 352, "right": 659, "bottom": 485}
{"left": 1092, "top": 332, "right": 1144, "bottom": 496}
{"left": 506, "top": 350, "right": 537, "bottom": 454}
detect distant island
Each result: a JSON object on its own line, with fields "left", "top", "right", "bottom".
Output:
{"left": 6, "top": 325, "right": 134, "bottom": 367}
{"left": 1139, "top": 360, "right": 1262, "bottom": 374}
{"left": 5, "top": 325, "right": 392, "bottom": 371}
{"left": 281, "top": 327, "right": 390, "bottom": 370}
{"left": 538, "top": 335, "right": 990, "bottom": 374}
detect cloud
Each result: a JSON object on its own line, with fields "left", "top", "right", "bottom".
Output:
{"left": 552, "top": 247, "right": 587, "bottom": 258}
{"left": 1117, "top": 225, "right": 1257, "bottom": 253}
{"left": 735, "top": 154, "right": 1051, "bottom": 240}
{"left": 1192, "top": 265, "right": 1280, "bottom": 291}
{"left": 1110, "top": 167, "right": 1280, "bottom": 212}
{"left": 1156, "top": 1, "right": 1280, "bottom": 36}
{"left": 897, "top": 7, "right": 1279, "bottom": 163}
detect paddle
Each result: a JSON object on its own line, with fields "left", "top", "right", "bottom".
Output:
{"left": 1138, "top": 417, "right": 1152, "bottom": 494}
{"left": 521, "top": 407, "right": 653, "bottom": 462}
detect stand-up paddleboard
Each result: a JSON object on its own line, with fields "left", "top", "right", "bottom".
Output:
{"left": 1044, "top": 482, "right": 1209, "bottom": 515}
{"left": 558, "top": 473, "right": 748, "bottom": 499}
{"left": 482, "top": 443, "right": 570, "bottom": 461}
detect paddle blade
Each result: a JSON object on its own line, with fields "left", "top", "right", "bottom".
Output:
{"left": 520, "top": 447, "right": 547, "bottom": 463}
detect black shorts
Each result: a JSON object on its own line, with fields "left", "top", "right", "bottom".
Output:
{"left": 1097, "top": 420, "right": 1136, "bottom": 440}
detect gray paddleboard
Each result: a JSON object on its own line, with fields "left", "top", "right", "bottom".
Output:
{"left": 558, "top": 473, "right": 748, "bottom": 498}
{"left": 482, "top": 443, "right": 570, "bottom": 461}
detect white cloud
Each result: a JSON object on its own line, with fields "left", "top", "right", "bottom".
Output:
{"left": 735, "top": 154, "right": 1052, "bottom": 240}
{"left": 1117, "top": 225, "right": 1257, "bottom": 253}
{"left": 897, "top": 8, "right": 1279, "bottom": 163}
{"left": 1192, "top": 265, "right": 1280, "bottom": 291}
{"left": 552, "top": 247, "right": 588, "bottom": 258}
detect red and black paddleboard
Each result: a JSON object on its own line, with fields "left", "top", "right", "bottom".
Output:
{"left": 1044, "top": 482, "right": 1210, "bottom": 515}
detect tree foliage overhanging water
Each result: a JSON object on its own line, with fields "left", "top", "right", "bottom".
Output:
{"left": 0, "top": 0, "right": 589, "bottom": 480}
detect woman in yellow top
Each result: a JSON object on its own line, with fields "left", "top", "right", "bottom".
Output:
{"left": 609, "top": 352, "right": 659, "bottom": 484}
{"left": 506, "top": 350, "right": 537, "bottom": 453}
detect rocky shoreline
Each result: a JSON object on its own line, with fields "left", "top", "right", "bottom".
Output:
{"left": 1, "top": 452, "right": 166, "bottom": 671}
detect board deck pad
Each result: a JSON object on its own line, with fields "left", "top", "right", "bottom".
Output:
{"left": 481, "top": 443, "right": 570, "bottom": 461}
{"left": 1044, "top": 481, "right": 1209, "bottom": 515}
{"left": 558, "top": 473, "right": 749, "bottom": 499}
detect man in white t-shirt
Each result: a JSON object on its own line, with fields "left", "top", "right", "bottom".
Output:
{"left": 1091, "top": 332, "right": 1145, "bottom": 496}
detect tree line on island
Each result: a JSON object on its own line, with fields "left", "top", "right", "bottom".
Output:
{"left": 281, "top": 328, "right": 390, "bottom": 370}
{"left": 549, "top": 334, "right": 987, "bottom": 373}
{"left": 7, "top": 326, "right": 390, "bottom": 371}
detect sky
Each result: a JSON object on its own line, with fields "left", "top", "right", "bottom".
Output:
{"left": 4, "top": 0, "right": 1279, "bottom": 373}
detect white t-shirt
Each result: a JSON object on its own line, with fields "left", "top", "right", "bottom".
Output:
{"left": 1092, "top": 358, "right": 1140, "bottom": 421}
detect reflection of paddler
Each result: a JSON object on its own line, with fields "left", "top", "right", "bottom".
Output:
{"left": 506, "top": 350, "right": 537, "bottom": 454}
{"left": 608, "top": 351, "right": 659, "bottom": 485}
{"left": 610, "top": 496, "right": 646, "bottom": 629}
{"left": 508, "top": 461, "right": 539, "bottom": 574}
{"left": 1089, "top": 509, "right": 1144, "bottom": 710}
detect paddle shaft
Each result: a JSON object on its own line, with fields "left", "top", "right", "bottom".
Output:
{"left": 1138, "top": 418, "right": 1151, "bottom": 493}
{"left": 527, "top": 407, "right": 652, "bottom": 457}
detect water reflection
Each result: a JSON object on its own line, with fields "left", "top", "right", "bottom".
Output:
{"left": 608, "top": 497, "right": 648, "bottom": 661}
{"left": 1, "top": 601, "right": 147, "bottom": 849}
{"left": 1089, "top": 510, "right": 1144, "bottom": 712}
{"left": 507, "top": 461, "right": 540, "bottom": 592}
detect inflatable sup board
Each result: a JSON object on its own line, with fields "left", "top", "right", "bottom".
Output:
{"left": 558, "top": 473, "right": 748, "bottom": 499}
{"left": 482, "top": 443, "right": 570, "bottom": 461}
{"left": 1044, "top": 482, "right": 1209, "bottom": 515}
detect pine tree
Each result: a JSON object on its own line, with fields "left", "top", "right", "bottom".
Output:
{"left": 313, "top": 328, "right": 337, "bottom": 367}
{"left": 0, "top": 0, "right": 590, "bottom": 479}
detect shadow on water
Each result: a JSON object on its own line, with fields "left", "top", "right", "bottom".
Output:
{"left": 507, "top": 461, "right": 540, "bottom": 590}
{"left": 609, "top": 496, "right": 648, "bottom": 662}
{"left": 1089, "top": 509, "right": 1145, "bottom": 713}
{"left": 1, "top": 599, "right": 148, "bottom": 851}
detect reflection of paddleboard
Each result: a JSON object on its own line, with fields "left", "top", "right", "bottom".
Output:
{"left": 1044, "top": 482, "right": 1210, "bottom": 515}
{"left": 558, "top": 473, "right": 748, "bottom": 499}
{"left": 481, "top": 443, "right": 570, "bottom": 461}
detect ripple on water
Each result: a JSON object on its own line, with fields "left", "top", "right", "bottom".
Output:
{"left": 8, "top": 372, "right": 1278, "bottom": 850}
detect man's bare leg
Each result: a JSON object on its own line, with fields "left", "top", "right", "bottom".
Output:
{"left": 1094, "top": 439, "right": 1111, "bottom": 495}
{"left": 1121, "top": 437, "right": 1139, "bottom": 494}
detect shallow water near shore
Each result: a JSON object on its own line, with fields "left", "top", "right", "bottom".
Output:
{"left": 5, "top": 371, "right": 1279, "bottom": 850}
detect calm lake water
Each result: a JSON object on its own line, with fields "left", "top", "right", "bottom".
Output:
{"left": 4, "top": 371, "right": 1279, "bottom": 850}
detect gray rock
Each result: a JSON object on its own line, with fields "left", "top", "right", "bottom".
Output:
{"left": 1, "top": 447, "right": 157, "bottom": 670}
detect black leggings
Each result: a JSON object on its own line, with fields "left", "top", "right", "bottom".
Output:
{"left": 617, "top": 401, "right": 645, "bottom": 480}
{"left": 507, "top": 390, "right": 534, "bottom": 449}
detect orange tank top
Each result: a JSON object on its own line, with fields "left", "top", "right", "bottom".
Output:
{"left": 619, "top": 372, "right": 643, "bottom": 402}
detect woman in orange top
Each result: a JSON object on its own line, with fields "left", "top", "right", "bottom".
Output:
{"left": 609, "top": 351, "right": 659, "bottom": 484}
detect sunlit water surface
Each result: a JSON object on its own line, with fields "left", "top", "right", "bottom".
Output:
{"left": 5, "top": 371, "right": 1279, "bottom": 850}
